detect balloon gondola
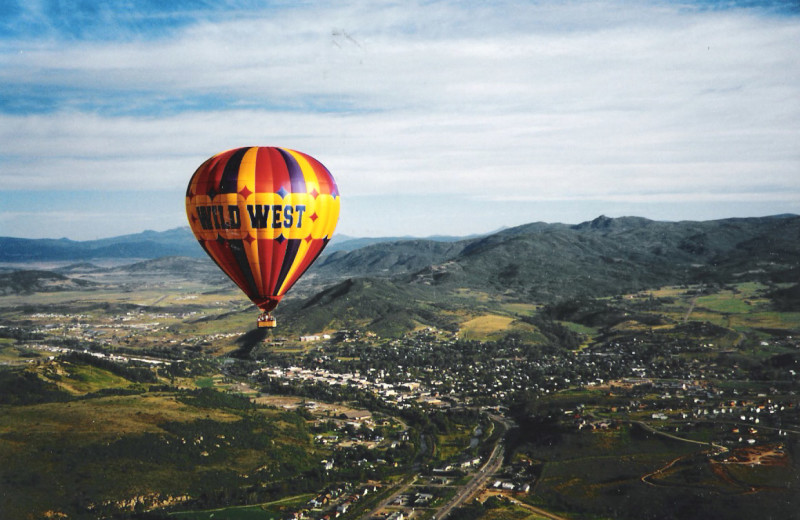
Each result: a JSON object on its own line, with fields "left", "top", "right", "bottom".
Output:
{"left": 256, "top": 313, "right": 277, "bottom": 328}
{"left": 186, "top": 147, "right": 339, "bottom": 328}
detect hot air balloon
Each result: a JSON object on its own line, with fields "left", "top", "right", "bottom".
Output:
{"left": 186, "top": 147, "right": 339, "bottom": 328}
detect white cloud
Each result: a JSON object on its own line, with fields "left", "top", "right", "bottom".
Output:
{"left": 0, "top": 0, "right": 798, "bottom": 237}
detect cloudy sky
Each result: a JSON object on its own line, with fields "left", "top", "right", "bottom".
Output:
{"left": 1, "top": 0, "right": 798, "bottom": 240}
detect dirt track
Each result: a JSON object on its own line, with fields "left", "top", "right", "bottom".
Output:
{"left": 477, "top": 491, "right": 571, "bottom": 520}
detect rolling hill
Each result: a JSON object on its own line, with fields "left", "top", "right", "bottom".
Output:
{"left": 277, "top": 214, "right": 799, "bottom": 334}
{"left": 313, "top": 214, "right": 800, "bottom": 296}
{"left": 0, "top": 228, "right": 478, "bottom": 263}
{"left": 0, "top": 270, "right": 99, "bottom": 295}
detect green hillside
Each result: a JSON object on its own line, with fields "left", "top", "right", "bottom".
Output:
{"left": 313, "top": 216, "right": 800, "bottom": 302}
{"left": 280, "top": 277, "right": 461, "bottom": 337}
{"left": 0, "top": 269, "right": 98, "bottom": 295}
{"left": 274, "top": 215, "right": 800, "bottom": 336}
{"left": 0, "top": 359, "right": 321, "bottom": 520}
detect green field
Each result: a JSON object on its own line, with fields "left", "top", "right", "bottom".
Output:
{"left": 435, "top": 423, "right": 477, "bottom": 462}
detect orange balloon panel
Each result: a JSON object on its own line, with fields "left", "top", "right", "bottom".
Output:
{"left": 186, "top": 147, "right": 339, "bottom": 312}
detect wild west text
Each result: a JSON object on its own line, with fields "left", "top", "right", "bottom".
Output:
{"left": 195, "top": 204, "right": 307, "bottom": 231}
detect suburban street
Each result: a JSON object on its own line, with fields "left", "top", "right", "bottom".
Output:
{"left": 358, "top": 474, "right": 418, "bottom": 520}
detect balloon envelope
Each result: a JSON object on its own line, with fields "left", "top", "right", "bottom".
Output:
{"left": 186, "top": 147, "right": 339, "bottom": 313}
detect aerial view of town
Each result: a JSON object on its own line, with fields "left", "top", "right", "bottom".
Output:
{"left": 1, "top": 216, "right": 799, "bottom": 520}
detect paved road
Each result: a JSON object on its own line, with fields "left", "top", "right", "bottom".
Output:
{"left": 436, "top": 425, "right": 507, "bottom": 519}
{"left": 361, "top": 413, "right": 513, "bottom": 520}
{"left": 358, "top": 474, "right": 417, "bottom": 520}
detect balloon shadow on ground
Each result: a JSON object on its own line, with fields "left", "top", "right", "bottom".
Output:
{"left": 230, "top": 327, "right": 270, "bottom": 359}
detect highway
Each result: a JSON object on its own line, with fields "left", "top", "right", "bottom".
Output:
{"left": 436, "top": 442, "right": 505, "bottom": 519}
{"left": 360, "top": 413, "right": 512, "bottom": 520}
{"left": 435, "top": 413, "right": 513, "bottom": 519}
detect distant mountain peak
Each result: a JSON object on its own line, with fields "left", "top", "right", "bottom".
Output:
{"left": 572, "top": 215, "right": 653, "bottom": 232}
{"left": 591, "top": 215, "right": 613, "bottom": 226}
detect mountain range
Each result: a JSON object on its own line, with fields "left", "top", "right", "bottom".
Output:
{"left": 0, "top": 228, "right": 478, "bottom": 263}
{"left": 2, "top": 214, "right": 798, "bottom": 334}
{"left": 273, "top": 214, "right": 799, "bottom": 333}
{"left": 0, "top": 228, "right": 201, "bottom": 263}
{"left": 313, "top": 214, "right": 800, "bottom": 293}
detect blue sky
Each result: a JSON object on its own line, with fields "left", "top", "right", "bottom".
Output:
{"left": 1, "top": 0, "right": 798, "bottom": 240}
